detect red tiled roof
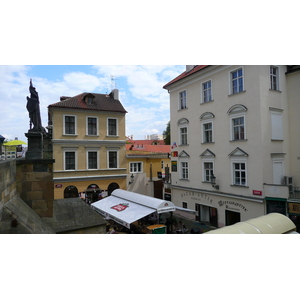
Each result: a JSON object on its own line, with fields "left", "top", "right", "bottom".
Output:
{"left": 163, "top": 65, "right": 210, "bottom": 89}
{"left": 126, "top": 143, "right": 170, "bottom": 153}
{"left": 48, "top": 92, "right": 127, "bottom": 113}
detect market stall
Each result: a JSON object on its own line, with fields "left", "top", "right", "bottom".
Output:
{"left": 91, "top": 189, "right": 190, "bottom": 230}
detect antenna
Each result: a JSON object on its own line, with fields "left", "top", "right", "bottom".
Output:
{"left": 111, "top": 75, "right": 115, "bottom": 91}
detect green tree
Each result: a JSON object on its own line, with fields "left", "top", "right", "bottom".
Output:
{"left": 163, "top": 121, "right": 170, "bottom": 145}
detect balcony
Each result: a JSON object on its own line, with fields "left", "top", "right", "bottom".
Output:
{"left": 289, "top": 187, "right": 300, "bottom": 200}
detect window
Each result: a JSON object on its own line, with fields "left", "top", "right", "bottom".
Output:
{"left": 108, "top": 118, "right": 117, "bottom": 136}
{"left": 108, "top": 150, "right": 118, "bottom": 168}
{"left": 204, "top": 162, "right": 214, "bottom": 182}
{"left": 203, "top": 123, "right": 213, "bottom": 143}
{"left": 87, "top": 117, "right": 97, "bottom": 135}
{"left": 88, "top": 151, "right": 98, "bottom": 169}
{"left": 182, "top": 202, "right": 188, "bottom": 209}
{"left": 233, "top": 162, "right": 246, "bottom": 186}
{"left": 64, "top": 115, "right": 76, "bottom": 135}
{"left": 231, "top": 68, "right": 243, "bottom": 94}
{"left": 130, "top": 162, "right": 142, "bottom": 173}
{"left": 179, "top": 90, "right": 187, "bottom": 109}
{"left": 270, "top": 109, "right": 283, "bottom": 140}
{"left": 181, "top": 161, "right": 189, "bottom": 179}
{"left": 161, "top": 160, "right": 164, "bottom": 169}
{"left": 65, "top": 151, "right": 76, "bottom": 170}
{"left": 202, "top": 80, "right": 212, "bottom": 103}
{"left": 270, "top": 66, "right": 279, "bottom": 90}
{"left": 232, "top": 117, "right": 245, "bottom": 140}
{"left": 180, "top": 127, "right": 188, "bottom": 145}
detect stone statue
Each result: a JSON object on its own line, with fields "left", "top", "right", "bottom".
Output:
{"left": 26, "top": 79, "right": 43, "bottom": 131}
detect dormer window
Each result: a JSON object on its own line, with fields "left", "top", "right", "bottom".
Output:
{"left": 84, "top": 93, "right": 95, "bottom": 105}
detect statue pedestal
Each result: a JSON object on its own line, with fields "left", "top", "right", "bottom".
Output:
{"left": 25, "top": 131, "right": 43, "bottom": 159}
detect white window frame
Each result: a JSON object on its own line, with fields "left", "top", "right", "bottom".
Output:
{"left": 63, "top": 148, "right": 78, "bottom": 171}
{"left": 86, "top": 116, "right": 99, "bottom": 136}
{"left": 270, "top": 109, "right": 283, "bottom": 140}
{"left": 63, "top": 114, "right": 77, "bottom": 135}
{"left": 86, "top": 148, "right": 99, "bottom": 170}
{"left": 201, "top": 79, "right": 213, "bottom": 103}
{"left": 231, "top": 158, "right": 247, "bottom": 186}
{"left": 270, "top": 65, "right": 280, "bottom": 91}
{"left": 229, "top": 66, "right": 244, "bottom": 95}
{"left": 230, "top": 113, "right": 246, "bottom": 141}
{"left": 179, "top": 126, "right": 188, "bottom": 145}
{"left": 130, "top": 162, "right": 143, "bottom": 173}
{"left": 202, "top": 159, "right": 214, "bottom": 182}
{"left": 179, "top": 90, "right": 187, "bottom": 110}
{"left": 107, "top": 149, "right": 119, "bottom": 169}
{"left": 202, "top": 121, "right": 214, "bottom": 143}
{"left": 107, "top": 117, "right": 118, "bottom": 136}
{"left": 272, "top": 157, "right": 284, "bottom": 185}
{"left": 180, "top": 161, "right": 189, "bottom": 180}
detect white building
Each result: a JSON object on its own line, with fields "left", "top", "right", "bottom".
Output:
{"left": 163, "top": 65, "right": 300, "bottom": 230}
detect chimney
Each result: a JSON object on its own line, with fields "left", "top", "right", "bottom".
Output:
{"left": 186, "top": 65, "right": 195, "bottom": 72}
{"left": 109, "top": 89, "right": 119, "bottom": 100}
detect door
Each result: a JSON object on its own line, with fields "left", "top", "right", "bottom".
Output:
{"left": 225, "top": 210, "right": 240, "bottom": 226}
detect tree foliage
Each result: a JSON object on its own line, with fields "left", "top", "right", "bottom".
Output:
{"left": 163, "top": 121, "right": 170, "bottom": 145}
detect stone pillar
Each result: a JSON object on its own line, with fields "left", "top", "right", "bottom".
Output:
{"left": 16, "top": 159, "right": 55, "bottom": 218}
{"left": 25, "top": 131, "right": 43, "bottom": 159}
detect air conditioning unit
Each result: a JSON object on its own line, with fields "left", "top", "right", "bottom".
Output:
{"left": 284, "top": 176, "right": 294, "bottom": 193}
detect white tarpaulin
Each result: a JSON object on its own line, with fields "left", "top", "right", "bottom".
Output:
{"left": 91, "top": 196, "right": 156, "bottom": 228}
{"left": 91, "top": 189, "right": 177, "bottom": 228}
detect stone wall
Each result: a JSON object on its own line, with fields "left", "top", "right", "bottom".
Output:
{"left": 0, "top": 160, "right": 17, "bottom": 218}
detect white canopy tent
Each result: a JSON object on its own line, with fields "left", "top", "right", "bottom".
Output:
{"left": 91, "top": 189, "right": 191, "bottom": 229}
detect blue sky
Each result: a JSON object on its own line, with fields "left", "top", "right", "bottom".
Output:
{"left": 0, "top": 65, "right": 185, "bottom": 142}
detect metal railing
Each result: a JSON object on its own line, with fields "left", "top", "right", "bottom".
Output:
{"left": 289, "top": 187, "right": 300, "bottom": 199}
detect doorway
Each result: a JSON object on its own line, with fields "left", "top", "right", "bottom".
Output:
{"left": 225, "top": 210, "right": 240, "bottom": 226}
{"left": 64, "top": 185, "right": 78, "bottom": 198}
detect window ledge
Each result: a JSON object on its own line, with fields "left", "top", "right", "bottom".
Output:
{"left": 271, "top": 139, "right": 284, "bottom": 142}
{"left": 230, "top": 139, "right": 248, "bottom": 142}
{"left": 269, "top": 89, "right": 282, "bottom": 93}
{"left": 201, "top": 142, "right": 215, "bottom": 145}
{"left": 63, "top": 134, "right": 78, "bottom": 136}
{"left": 228, "top": 90, "right": 246, "bottom": 97}
{"left": 180, "top": 179, "right": 190, "bottom": 181}
{"left": 178, "top": 107, "right": 188, "bottom": 111}
{"left": 200, "top": 100, "right": 214, "bottom": 105}
{"left": 85, "top": 135, "right": 100, "bottom": 137}
{"left": 230, "top": 184, "right": 249, "bottom": 188}
{"left": 106, "top": 135, "right": 119, "bottom": 138}
{"left": 179, "top": 144, "right": 189, "bottom": 146}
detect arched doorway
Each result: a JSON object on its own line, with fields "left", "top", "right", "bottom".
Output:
{"left": 107, "top": 182, "right": 119, "bottom": 196}
{"left": 64, "top": 185, "right": 79, "bottom": 198}
{"left": 85, "top": 184, "right": 101, "bottom": 203}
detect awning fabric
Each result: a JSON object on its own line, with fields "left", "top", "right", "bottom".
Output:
{"left": 91, "top": 189, "right": 178, "bottom": 228}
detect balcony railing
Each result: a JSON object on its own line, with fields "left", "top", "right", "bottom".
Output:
{"left": 289, "top": 187, "right": 300, "bottom": 199}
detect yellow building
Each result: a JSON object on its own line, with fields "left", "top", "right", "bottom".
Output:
{"left": 126, "top": 141, "right": 171, "bottom": 199}
{"left": 48, "top": 90, "right": 128, "bottom": 200}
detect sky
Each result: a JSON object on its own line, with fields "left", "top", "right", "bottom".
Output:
{"left": 0, "top": 65, "right": 185, "bottom": 142}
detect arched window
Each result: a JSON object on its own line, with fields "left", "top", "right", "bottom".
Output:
{"left": 107, "top": 182, "right": 120, "bottom": 196}
{"left": 64, "top": 185, "right": 78, "bottom": 198}
{"left": 85, "top": 184, "right": 101, "bottom": 203}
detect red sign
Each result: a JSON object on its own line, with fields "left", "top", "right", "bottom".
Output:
{"left": 111, "top": 203, "right": 129, "bottom": 212}
{"left": 55, "top": 184, "right": 63, "bottom": 188}
{"left": 253, "top": 190, "right": 262, "bottom": 196}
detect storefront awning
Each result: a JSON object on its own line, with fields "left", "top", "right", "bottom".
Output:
{"left": 91, "top": 189, "right": 178, "bottom": 228}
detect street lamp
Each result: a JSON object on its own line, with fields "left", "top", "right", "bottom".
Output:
{"left": 210, "top": 174, "right": 219, "bottom": 190}
{"left": 129, "top": 173, "right": 134, "bottom": 184}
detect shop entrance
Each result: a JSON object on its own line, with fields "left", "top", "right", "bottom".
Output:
{"left": 195, "top": 204, "right": 218, "bottom": 227}
{"left": 266, "top": 199, "right": 287, "bottom": 215}
{"left": 64, "top": 185, "right": 79, "bottom": 198}
{"left": 225, "top": 210, "right": 240, "bottom": 226}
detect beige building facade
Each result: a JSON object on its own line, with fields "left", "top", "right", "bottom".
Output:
{"left": 164, "top": 65, "right": 300, "bottom": 229}
{"left": 48, "top": 90, "right": 128, "bottom": 200}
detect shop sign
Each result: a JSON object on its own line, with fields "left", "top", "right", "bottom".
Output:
{"left": 218, "top": 200, "right": 248, "bottom": 212}
{"left": 181, "top": 191, "right": 213, "bottom": 204}
{"left": 55, "top": 184, "right": 63, "bottom": 188}
{"left": 289, "top": 203, "right": 300, "bottom": 215}
{"left": 253, "top": 190, "right": 262, "bottom": 196}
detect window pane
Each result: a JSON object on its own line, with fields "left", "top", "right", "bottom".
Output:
{"left": 88, "top": 118, "right": 97, "bottom": 135}
{"left": 65, "top": 152, "right": 75, "bottom": 170}
{"left": 65, "top": 116, "right": 75, "bottom": 134}
{"left": 88, "top": 152, "right": 97, "bottom": 169}
{"left": 109, "top": 151, "right": 117, "bottom": 168}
